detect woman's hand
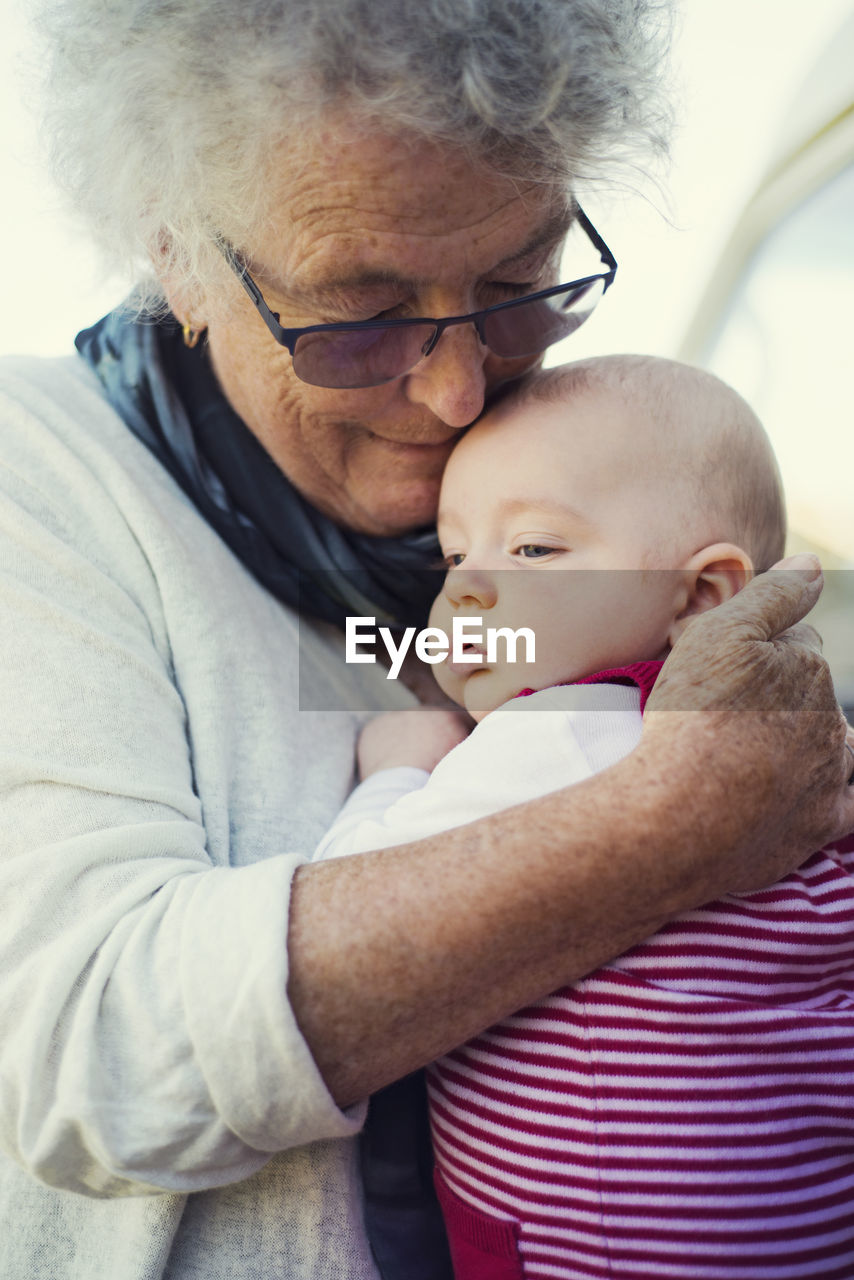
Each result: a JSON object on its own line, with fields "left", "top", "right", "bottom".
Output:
{"left": 358, "top": 708, "right": 472, "bottom": 778}
{"left": 643, "top": 553, "right": 854, "bottom": 895}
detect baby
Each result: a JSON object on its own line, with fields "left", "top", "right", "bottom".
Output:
{"left": 317, "top": 356, "right": 854, "bottom": 1280}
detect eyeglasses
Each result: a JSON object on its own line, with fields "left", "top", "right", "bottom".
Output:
{"left": 218, "top": 206, "right": 616, "bottom": 390}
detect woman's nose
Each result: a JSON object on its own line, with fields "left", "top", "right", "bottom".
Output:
{"left": 443, "top": 566, "right": 498, "bottom": 610}
{"left": 403, "top": 323, "right": 488, "bottom": 429}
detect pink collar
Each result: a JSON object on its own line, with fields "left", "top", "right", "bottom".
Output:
{"left": 515, "top": 659, "right": 664, "bottom": 715}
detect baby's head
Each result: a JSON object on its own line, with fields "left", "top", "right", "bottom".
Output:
{"left": 430, "top": 354, "right": 785, "bottom": 721}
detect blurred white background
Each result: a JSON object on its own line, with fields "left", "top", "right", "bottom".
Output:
{"left": 556, "top": 0, "right": 854, "bottom": 572}
{"left": 1, "top": 0, "right": 852, "bottom": 571}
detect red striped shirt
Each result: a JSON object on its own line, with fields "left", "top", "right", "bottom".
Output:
{"left": 430, "top": 666, "right": 854, "bottom": 1278}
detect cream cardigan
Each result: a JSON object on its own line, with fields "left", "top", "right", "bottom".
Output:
{"left": 0, "top": 354, "right": 411, "bottom": 1279}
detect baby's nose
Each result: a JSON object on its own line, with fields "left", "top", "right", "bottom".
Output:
{"left": 443, "top": 567, "right": 498, "bottom": 610}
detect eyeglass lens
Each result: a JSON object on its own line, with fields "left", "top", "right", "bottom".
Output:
{"left": 291, "top": 277, "right": 605, "bottom": 389}
{"left": 482, "top": 279, "right": 604, "bottom": 359}
{"left": 293, "top": 323, "right": 436, "bottom": 390}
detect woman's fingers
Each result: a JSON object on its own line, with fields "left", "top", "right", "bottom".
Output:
{"left": 650, "top": 556, "right": 832, "bottom": 715}
{"left": 643, "top": 551, "right": 854, "bottom": 885}
{"left": 833, "top": 726, "right": 854, "bottom": 838}
{"left": 774, "top": 620, "right": 822, "bottom": 656}
{"left": 701, "top": 553, "right": 823, "bottom": 645}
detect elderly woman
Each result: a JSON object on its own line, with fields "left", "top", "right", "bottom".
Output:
{"left": 1, "top": 1, "right": 852, "bottom": 1278}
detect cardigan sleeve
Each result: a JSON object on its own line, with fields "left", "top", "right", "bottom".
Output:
{"left": 0, "top": 362, "right": 365, "bottom": 1199}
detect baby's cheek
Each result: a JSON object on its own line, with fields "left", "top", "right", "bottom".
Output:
{"left": 428, "top": 588, "right": 452, "bottom": 632}
{"left": 432, "top": 658, "right": 462, "bottom": 705}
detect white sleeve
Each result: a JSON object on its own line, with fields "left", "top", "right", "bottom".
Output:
{"left": 314, "top": 768, "right": 431, "bottom": 859}
{"left": 0, "top": 369, "right": 363, "bottom": 1199}
{"left": 313, "top": 684, "right": 643, "bottom": 858}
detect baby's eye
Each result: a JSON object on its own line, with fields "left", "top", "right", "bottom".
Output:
{"left": 443, "top": 552, "right": 466, "bottom": 568}
{"left": 515, "top": 544, "right": 558, "bottom": 559}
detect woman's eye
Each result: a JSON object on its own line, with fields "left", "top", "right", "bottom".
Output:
{"left": 481, "top": 262, "right": 555, "bottom": 305}
{"left": 481, "top": 280, "right": 539, "bottom": 305}
{"left": 338, "top": 307, "right": 404, "bottom": 326}
{"left": 329, "top": 296, "right": 412, "bottom": 324}
{"left": 369, "top": 303, "right": 412, "bottom": 322}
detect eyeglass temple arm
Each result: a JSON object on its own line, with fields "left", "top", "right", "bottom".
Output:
{"left": 574, "top": 206, "right": 618, "bottom": 282}
{"left": 215, "top": 238, "right": 293, "bottom": 347}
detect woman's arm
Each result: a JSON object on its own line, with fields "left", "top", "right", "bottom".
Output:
{"left": 288, "top": 560, "right": 854, "bottom": 1105}
{"left": 1, "top": 377, "right": 849, "bottom": 1197}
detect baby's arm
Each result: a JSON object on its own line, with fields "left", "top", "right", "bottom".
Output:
{"left": 357, "top": 708, "right": 472, "bottom": 778}
{"left": 317, "top": 684, "right": 649, "bottom": 865}
{"left": 314, "top": 709, "right": 472, "bottom": 862}
{"left": 316, "top": 690, "right": 626, "bottom": 867}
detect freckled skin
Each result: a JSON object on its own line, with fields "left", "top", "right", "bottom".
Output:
{"left": 177, "top": 127, "right": 567, "bottom": 535}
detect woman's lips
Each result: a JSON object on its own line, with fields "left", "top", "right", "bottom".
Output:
{"left": 368, "top": 431, "right": 458, "bottom": 454}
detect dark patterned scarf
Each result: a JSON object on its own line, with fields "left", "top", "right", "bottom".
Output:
{"left": 76, "top": 308, "right": 441, "bottom": 628}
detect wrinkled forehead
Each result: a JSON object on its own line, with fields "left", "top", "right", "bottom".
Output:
{"left": 235, "top": 125, "right": 573, "bottom": 286}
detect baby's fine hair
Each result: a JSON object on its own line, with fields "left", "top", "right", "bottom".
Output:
{"left": 504, "top": 356, "right": 787, "bottom": 571}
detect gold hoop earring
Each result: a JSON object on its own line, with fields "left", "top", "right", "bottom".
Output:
{"left": 182, "top": 320, "right": 205, "bottom": 349}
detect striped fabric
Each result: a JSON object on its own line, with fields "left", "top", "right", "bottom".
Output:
{"left": 428, "top": 846, "right": 854, "bottom": 1279}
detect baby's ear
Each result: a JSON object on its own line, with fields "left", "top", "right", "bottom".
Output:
{"left": 667, "top": 542, "right": 754, "bottom": 646}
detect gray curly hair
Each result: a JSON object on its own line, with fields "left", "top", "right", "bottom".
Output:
{"left": 36, "top": 0, "right": 674, "bottom": 309}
